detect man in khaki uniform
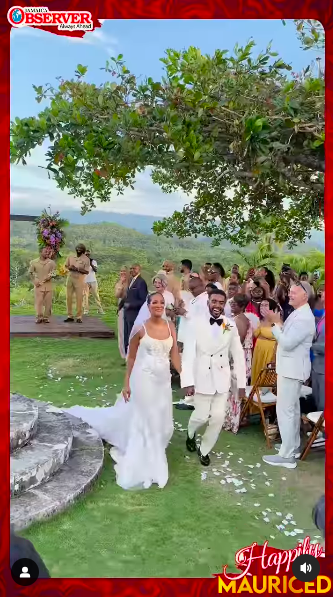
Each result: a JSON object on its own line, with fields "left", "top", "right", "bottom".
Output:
{"left": 29, "top": 248, "right": 56, "bottom": 323}
{"left": 64, "top": 244, "right": 90, "bottom": 323}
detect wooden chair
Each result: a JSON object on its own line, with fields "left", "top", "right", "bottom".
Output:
{"left": 300, "top": 412, "right": 325, "bottom": 461}
{"left": 239, "top": 366, "right": 278, "bottom": 448}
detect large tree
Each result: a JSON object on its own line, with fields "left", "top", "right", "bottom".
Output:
{"left": 11, "top": 26, "right": 324, "bottom": 247}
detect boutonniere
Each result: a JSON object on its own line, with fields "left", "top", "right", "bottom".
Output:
{"left": 222, "top": 322, "right": 232, "bottom": 334}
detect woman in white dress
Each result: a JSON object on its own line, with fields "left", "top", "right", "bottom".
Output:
{"left": 66, "top": 292, "right": 181, "bottom": 490}
{"left": 128, "top": 273, "right": 174, "bottom": 343}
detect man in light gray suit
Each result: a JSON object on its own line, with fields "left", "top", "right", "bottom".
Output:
{"left": 263, "top": 282, "right": 316, "bottom": 469}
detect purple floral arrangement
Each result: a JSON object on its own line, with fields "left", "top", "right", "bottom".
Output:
{"left": 35, "top": 208, "right": 68, "bottom": 258}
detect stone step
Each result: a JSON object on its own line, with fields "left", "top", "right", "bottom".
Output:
{"left": 10, "top": 394, "right": 39, "bottom": 453}
{"left": 10, "top": 413, "right": 104, "bottom": 532}
{"left": 10, "top": 403, "right": 73, "bottom": 496}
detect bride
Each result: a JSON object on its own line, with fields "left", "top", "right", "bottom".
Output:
{"left": 65, "top": 291, "right": 181, "bottom": 490}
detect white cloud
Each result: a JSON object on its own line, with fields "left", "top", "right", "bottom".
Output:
{"left": 10, "top": 145, "right": 188, "bottom": 217}
{"left": 10, "top": 23, "right": 117, "bottom": 53}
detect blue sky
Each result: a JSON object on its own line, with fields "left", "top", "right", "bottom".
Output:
{"left": 10, "top": 19, "right": 319, "bottom": 218}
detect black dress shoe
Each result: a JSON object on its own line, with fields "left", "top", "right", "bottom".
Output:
{"left": 198, "top": 449, "right": 210, "bottom": 466}
{"left": 176, "top": 403, "right": 194, "bottom": 411}
{"left": 64, "top": 317, "right": 74, "bottom": 323}
{"left": 76, "top": 319, "right": 83, "bottom": 323}
{"left": 186, "top": 434, "right": 197, "bottom": 453}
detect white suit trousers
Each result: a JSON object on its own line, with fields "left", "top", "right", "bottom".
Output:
{"left": 276, "top": 375, "right": 302, "bottom": 459}
{"left": 188, "top": 392, "right": 229, "bottom": 456}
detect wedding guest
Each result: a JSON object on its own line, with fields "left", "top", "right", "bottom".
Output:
{"left": 251, "top": 298, "right": 281, "bottom": 384}
{"left": 224, "top": 281, "right": 240, "bottom": 318}
{"left": 299, "top": 271, "right": 309, "bottom": 282}
{"left": 206, "top": 282, "right": 218, "bottom": 296}
{"left": 162, "top": 260, "right": 181, "bottom": 299}
{"left": 64, "top": 243, "right": 90, "bottom": 323}
{"left": 231, "top": 293, "right": 253, "bottom": 380}
{"left": 199, "top": 263, "right": 212, "bottom": 285}
{"left": 115, "top": 267, "right": 130, "bottom": 360}
{"left": 180, "top": 259, "right": 192, "bottom": 291}
{"left": 245, "top": 279, "right": 267, "bottom": 318}
{"left": 83, "top": 249, "right": 104, "bottom": 315}
{"left": 175, "top": 275, "right": 209, "bottom": 341}
{"left": 313, "top": 285, "right": 325, "bottom": 322}
{"left": 311, "top": 287, "right": 325, "bottom": 411}
{"left": 213, "top": 262, "right": 227, "bottom": 291}
{"left": 263, "top": 283, "right": 315, "bottom": 469}
{"left": 119, "top": 264, "right": 148, "bottom": 353}
{"left": 256, "top": 266, "right": 276, "bottom": 295}
{"left": 29, "top": 247, "right": 55, "bottom": 323}
{"left": 313, "top": 495, "right": 325, "bottom": 538}
{"left": 276, "top": 268, "right": 296, "bottom": 321}
{"left": 11, "top": 528, "right": 50, "bottom": 578}
{"left": 225, "top": 264, "right": 240, "bottom": 288}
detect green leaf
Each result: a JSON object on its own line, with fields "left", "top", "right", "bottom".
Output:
{"left": 76, "top": 64, "right": 88, "bottom": 76}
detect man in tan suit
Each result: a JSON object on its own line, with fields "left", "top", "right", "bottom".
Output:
{"left": 64, "top": 244, "right": 90, "bottom": 323}
{"left": 29, "top": 248, "right": 56, "bottom": 323}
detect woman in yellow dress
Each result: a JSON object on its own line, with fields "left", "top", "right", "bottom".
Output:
{"left": 251, "top": 298, "right": 282, "bottom": 384}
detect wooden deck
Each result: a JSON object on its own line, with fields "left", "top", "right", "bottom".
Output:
{"left": 10, "top": 316, "right": 115, "bottom": 339}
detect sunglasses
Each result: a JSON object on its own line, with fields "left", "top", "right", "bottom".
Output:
{"left": 295, "top": 281, "right": 307, "bottom": 292}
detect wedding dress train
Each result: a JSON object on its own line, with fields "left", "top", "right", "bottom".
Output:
{"left": 65, "top": 324, "right": 174, "bottom": 490}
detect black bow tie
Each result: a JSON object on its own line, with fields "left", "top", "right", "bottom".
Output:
{"left": 210, "top": 317, "right": 222, "bottom": 326}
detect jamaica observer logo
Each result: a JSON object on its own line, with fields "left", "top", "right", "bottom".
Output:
{"left": 7, "top": 6, "right": 94, "bottom": 30}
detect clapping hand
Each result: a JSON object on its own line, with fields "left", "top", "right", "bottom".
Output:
{"left": 266, "top": 310, "right": 281, "bottom": 324}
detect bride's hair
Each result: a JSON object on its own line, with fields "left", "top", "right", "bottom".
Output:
{"left": 147, "top": 291, "right": 165, "bottom": 305}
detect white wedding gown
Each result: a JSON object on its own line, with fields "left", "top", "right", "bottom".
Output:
{"left": 65, "top": 324, "right": 174, "bottom": 490}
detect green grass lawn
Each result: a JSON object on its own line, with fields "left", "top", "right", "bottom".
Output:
{"left": 10, "top": 308, "right": 325, "bottom": 578}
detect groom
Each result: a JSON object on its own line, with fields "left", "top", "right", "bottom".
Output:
{"left": 181, "top": 289, "right": 246, "bottom": 465}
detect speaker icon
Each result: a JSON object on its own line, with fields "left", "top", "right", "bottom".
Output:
{"left": 293, "top": 555, "right": 319, "bottom": 582}
{"left": 300, "top": 562, "right": 312, "bottom": 574}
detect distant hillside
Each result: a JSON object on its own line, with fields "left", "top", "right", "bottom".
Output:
{"left": 10, "top": 220, "right": 238, "bottom": 274}
{"left": 10, "top": 209, "right": 324, "bottom": 251}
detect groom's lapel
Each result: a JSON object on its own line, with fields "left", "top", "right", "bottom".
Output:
{"left": 198, "top": 316, "right": 231, "bottom": 353}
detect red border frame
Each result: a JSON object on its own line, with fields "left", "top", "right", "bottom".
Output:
{"left": 3, "top": 2, "right": 331, "bottom": 593}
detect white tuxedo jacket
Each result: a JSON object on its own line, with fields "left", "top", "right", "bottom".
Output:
{"left": 180, "top": 315, "right": 247, "bottom": 395}
{"left": 272, "top": 303, "right": 315, "bottom": 382}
